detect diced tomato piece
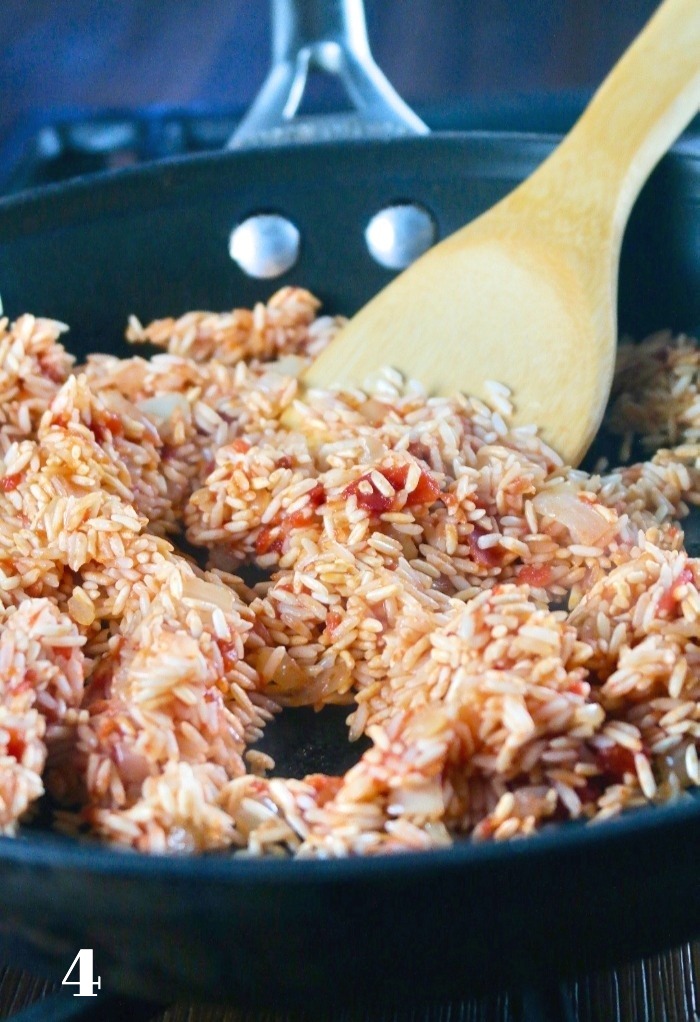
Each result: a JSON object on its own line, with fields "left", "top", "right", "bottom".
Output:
{"left": 343, "top": 473, "right": 393, "bottom": 514}
{"left": 286, "top": 510, "right": 308, "bottom": 529}
{"left": 92, "top": 412, "right": 124, "bottom": 443}
{"left": 0, "top": 473, "right": 22, "bottom": 492}
{"left": 344, "top": 465, "right": 438, "bottom": 514}
{"left": 567, "top": 679, "right": 588, "bottom": 696}
{"left": 658, "top": 567, "right": 694, "bottom": 616}
{"left": 97, "top": 716, "right": 123, "bottom": 741}
{"left": 307, "top": 483, "right": 326, "bottom": 508}
{"left": 87, "top": 698, "right": 113, "bottom": 716}
{"left": 381, "top": 464, "right": 440, "bottom": 506}
{"left": 255, "top": 525, "right": 284, "bottom": 555}
{"left": 380, "top": 465, "right": 409, "bottom": 491}
{"left": 467, "top": 524, "right": 505, "bottom": 567}
{"left": 596, "top": 744, "right": 637, "bottom": 779}
{"left": 217, "top": 639, "right": 239, "bottom": 671}
{"left": 516, "top": 564, "right": 552, "bottom": 587}
{"left": 5, "top": 730, "right": 25, "bottom": 761}
{"left": 87, "top": 673, "right": 112, "bottom": 702}
{"left": 325, "top": 611, "right": 342, "bottom": 636}
{"left": 409, "top": 470, "right": 440, "bottom": 506}
{"left": 306, "top": 773, "right": 343, "bottom": 805}
{"left": 255, "top": 488, "right": 325, "bottom": 555}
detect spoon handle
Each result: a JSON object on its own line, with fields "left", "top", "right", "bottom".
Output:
{"left": 547, "top": 0, "right": 699, "bottom": 229}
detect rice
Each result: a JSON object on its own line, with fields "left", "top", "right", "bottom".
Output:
{"left": 0, "top": 289, "right": 698, "bottom": 855}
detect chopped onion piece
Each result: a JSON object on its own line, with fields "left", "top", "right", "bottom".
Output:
{"left": 423, "top": 821, "right": 453, "bottom": 846}
{"left": 181, "top": 576, "right": 235, "bottom": 612}
{"left": 139, "top": 393, "right": 191, "bottom": 422}
{"left": 359, "top": 433, "right": 389, "bottom": 461}
{"left": 268, "top": 355, "right": 309, "bottom": 378}
{"left": 389, "top": 782, "right": 444, "bottom": 816}
{"left": 358, "top": 399, "right": 388, "bottom": 425}
{"left": 532, "top": 484, "right": 609, "bottom": 544}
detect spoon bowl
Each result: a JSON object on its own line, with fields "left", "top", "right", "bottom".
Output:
{"left": 303, "top": 0, "right": 700, "bottom": 464}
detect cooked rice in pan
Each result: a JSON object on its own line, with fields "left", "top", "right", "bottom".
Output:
{"left": 0, "top": 292, "right": 699, "bottom": 855}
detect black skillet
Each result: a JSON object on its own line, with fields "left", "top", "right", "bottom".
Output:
{"left": 0, "top": 0, "right": 699, "bottom": 1011}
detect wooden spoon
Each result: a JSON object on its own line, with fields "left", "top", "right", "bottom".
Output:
{"left": 302, "top": 0, "right": 700, "bottom": 465}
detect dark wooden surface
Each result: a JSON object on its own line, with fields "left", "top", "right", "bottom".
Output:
{"left": 1, "top": 945, "right": 700, "bottom": 1022}
{"left": 0, "top": 1, "right": 698, "bottom": 1020}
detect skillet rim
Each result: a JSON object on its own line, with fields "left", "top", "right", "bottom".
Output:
{"left": 0, "top": 127, "right": 695, "bottom": 227}
{"left": 0, "top": 790, "right": 698, "bottom": 881}
{"left": 0, "top": 128, "right": 563, "bottom": 205}
{"left": 0, "top": 128, "right": 697, "bottom": 886}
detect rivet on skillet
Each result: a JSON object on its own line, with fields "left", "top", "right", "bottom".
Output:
{"left": 229, "top": 214, "right": 301, "bottom": 279}
{"left": 365, "top": 203, "right": 437, "bottom": 270}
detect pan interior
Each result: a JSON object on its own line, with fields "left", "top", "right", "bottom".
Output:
{"left": 0, "top": 134, "right": 697, "bottom": 846}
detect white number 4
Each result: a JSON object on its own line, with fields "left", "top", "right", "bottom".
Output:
{"left": 62, "top": 949, "right": 102, "bottom": 997}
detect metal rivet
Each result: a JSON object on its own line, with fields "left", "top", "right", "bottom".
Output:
{"left": 229, "top": 214, "right": 301, "bottom": 279}
{"left": 365, "top": 203, "right": 437, "bottom": 270}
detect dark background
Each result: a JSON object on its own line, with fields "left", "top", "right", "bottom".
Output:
{"left": 0, "top": 0, "right": 660, "bottom": 143}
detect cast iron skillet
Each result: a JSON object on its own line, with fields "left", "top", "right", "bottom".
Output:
{"left": 0, "top": 129, "right": 697, "bottom": 1011}
{"left": 0, "top": 3, "right": 699, "bottom": 1012}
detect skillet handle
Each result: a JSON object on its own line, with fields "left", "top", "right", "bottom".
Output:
{"left": 227, "top": 0, "right": 428, "bottom": 148}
